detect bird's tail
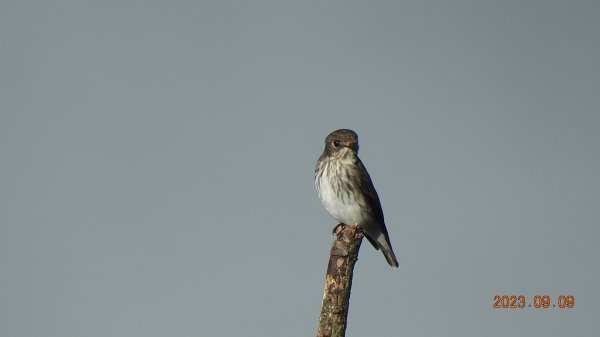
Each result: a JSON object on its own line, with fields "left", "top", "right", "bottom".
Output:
{"left": 366, "top": 230, "right": 399, "bottom": 267}
{"left": 381, "top": 245, "right": 399, "bottom": 268}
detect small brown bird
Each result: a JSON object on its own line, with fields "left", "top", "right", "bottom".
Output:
{"left": 315, "top": 129, "right": 399, "bottom": 267}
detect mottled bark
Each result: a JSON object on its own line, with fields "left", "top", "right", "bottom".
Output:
{"left": 316, "top": 224, "right": 363, "bottom": 337}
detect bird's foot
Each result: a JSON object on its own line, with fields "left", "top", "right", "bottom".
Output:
{"left": 332, "top": 223, "right": 363, "bottom": 235}
{"left": 332, "top": 223, "right": 347, "bottom": 235}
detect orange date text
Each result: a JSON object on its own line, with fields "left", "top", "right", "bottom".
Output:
{"left": 493, "top": 295, "right": 574, "bottom": 309}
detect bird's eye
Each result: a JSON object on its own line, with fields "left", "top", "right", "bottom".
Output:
{"left": 332, "top": 140, "right": 341, "bottom": 148}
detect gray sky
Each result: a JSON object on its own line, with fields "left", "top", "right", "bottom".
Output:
{"left": 1, "top": 1, "right": 599, "bottom": 336}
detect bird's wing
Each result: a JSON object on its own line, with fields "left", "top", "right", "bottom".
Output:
{"left": 356, "top": 157, "right": 395, "bottom": 252}
{"left": 356, "top": 157, "right": 385, "bottom": 225}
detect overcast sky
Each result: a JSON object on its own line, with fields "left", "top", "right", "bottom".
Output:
{"left": 1, "top": 1, "right": 599, "bottom": 337}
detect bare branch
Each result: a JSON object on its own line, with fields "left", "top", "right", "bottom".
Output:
{"left": 316, "top": 224, "right": 363, "bottom": 337}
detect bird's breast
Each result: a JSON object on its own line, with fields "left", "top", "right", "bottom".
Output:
{"left": 315, "top": 163, "right": 369, "bottom": 226}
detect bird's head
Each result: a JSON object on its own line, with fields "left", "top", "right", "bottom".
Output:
{"left": 323, "top": 129, "right": 359, "bottom": 158}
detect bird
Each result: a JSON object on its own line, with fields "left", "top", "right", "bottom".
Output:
{"left": 315, "top": 129, "right": 399, "bottom": 267}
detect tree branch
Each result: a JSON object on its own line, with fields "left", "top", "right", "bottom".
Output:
{"left": 316, "top": 224, "right": 363, "bottom": 337}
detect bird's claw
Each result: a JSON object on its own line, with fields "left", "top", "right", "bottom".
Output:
{"left": 332, "top": 223, "right": 346, "bottom": 235}
{"left": 332, "top": 223, "right": 362, "bottom": 235}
